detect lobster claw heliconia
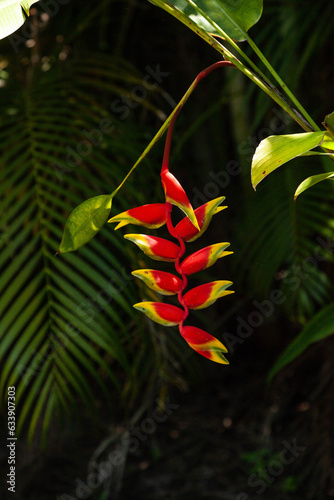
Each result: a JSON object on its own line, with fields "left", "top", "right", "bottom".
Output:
{"left": 175, "top": 196, "right": 227, "bottom": 242}
{"left": 108, "top": 130, "right": 234, "bottom": 364}
{"left": 161, "top": 170, "right": 200, "bottom": 231}
{"left": 133, "top": 301, "right": 185, "bottom": 327}
{"left": 180, "top": 325, "right": 229, "bottom": 364}
{"left": 180, "top": 242, "right": 233, "bottom": 275}
{"left": 183, "top": 280, "right": 234, "bottom": 310}
{"left": 124, "top": 234, "right": 180, "bottom": 262}
{"left": 108, "top": 203, "right": 168, "bottom": 230}
{"left": 131, "top": 269, "right": 183, "bottom": 295}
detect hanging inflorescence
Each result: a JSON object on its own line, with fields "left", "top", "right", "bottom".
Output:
{"left": 109, "top": 61, "right": 235, "bottom": 364}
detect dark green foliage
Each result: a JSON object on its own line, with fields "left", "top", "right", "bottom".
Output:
{"left": 0, "top": 2, "right": 188, "bottom": 440}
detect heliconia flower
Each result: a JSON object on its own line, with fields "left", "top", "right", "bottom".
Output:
{"left": 161, "top": 170, "right": 200, "bottom": 231}
{"left": 124, "top": 234, "right": 180, "bottom": 262}
{"left": 180, "top": 242, "right": 233, "bottom": 275}
{"left": 133, "top": 301, "right": 185, "bottom": 326}
{"left": 180, "top": 325, "right": 229, "bottom": 364}
{"left": 183, "top": 280, "right": 234, "bottom": 310}
{"left": 108, "top": 203, "right": 167, "bottom": 230}
{"left": 107, "top": 62, "right": 237, "bottom": 365}
{"left": 175, "top": 196, "right": 227, "bottom": 242}
{"left": 132, "top": 269, "right": 183, "bottom": 295}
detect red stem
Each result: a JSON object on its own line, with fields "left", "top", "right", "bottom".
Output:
{"left": 162, "top": 61, "right": 234, "bottom": 333}
{"left": 161, "top": 60, "right": 234, "bottom": 175}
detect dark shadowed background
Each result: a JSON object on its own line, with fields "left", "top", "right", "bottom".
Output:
{"left": 1, "top": 1, "right": 334, "bottom": 499}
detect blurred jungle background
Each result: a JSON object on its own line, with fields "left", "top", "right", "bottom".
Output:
{"left": 1, "top": 0, "right": 334, "bottom": 499}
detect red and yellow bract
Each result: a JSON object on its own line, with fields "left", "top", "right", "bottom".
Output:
{"left": 181, "top": 325, "right": 229, "bottom": 364}
{"left": 109, "top": 61, "right": 235, "bottom": 364}
{"left": 175, "top": 196, "right": 227, "bottom": 242}
{"left": 111, "top": 192, "right": 233, "bottom": 364}
{"left": 183, "top": 280, "right": 234, "bottom": 310}
{"left": 133, "top": 302, "right": 184, "bottom": 327}
{"left": 161, "top": 170, "right": 199, "bottom": 231}
{"left": 180, "top": 243, "right": 232, "bottom": 275}
{"left": 124, "top": 234, "right": 180, "bottom": 262}
{"left": 132, "top": 269, "right": 183, "bottom": 295}
{"left": 108, "top": 203, "right": 167, "bottom": 230}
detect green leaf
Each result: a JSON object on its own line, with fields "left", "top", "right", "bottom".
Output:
{"left": 323, "top": 111, "right": 334, "bottom": 139}
{"left": 251, "top": 131, "right": 325, "bottom": 189}
{"left": 269, "top": 303, "right": 334, "bottom": 381}
{"left": 322, "top": 124, "right": 334, "bottom": 151}
{"left": 294, "top": 171, "right": 334, "bottom": 199}
{"left": 58, "top": 194, "right": 112, "bottom": 253}
{"left": 0, "top": 0, "right": 40, "bottom": 40}
{"left": 152, "top": 0, "right": 263, "bottom": 42}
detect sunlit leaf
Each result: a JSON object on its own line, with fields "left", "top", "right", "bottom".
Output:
{"left": 58, "top": 194, "right": 112, "bottom": 253}
{"left": 294, "top": 171, "right": 334, "bottom": 199}
{"left": 150, "top": 0, "right": 263, "bottom": 42}
{"left": 322, "top": 130, "right": 334, "bottom": 152}
{"left": 0, "top": 0, "right": 40, "bottom": 40}
{"left": 251, "top": 131, "right": 325, "bottom": 189}
{"left": 323, "top": 111, "right": 334, "bottom": 139}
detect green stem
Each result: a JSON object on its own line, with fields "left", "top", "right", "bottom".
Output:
{"left": 150, "top": 0, "right": 318, "bottom": 132}
{"left": 196, "top": 33, "right": 313, "bottom": 131}
{"left": 245, "top": 34, "right": 320, "bottom": 132}
{"left": 186, "top": 0, "right": 318, "bottom": 131}
{"left": 182, "top": 0, "right": 270, "bottom": 85}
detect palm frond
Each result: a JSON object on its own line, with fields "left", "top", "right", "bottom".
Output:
{"left": 0, "top": 51, "right": 175, "bottom": 439}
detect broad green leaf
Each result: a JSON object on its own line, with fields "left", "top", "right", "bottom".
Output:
{"left": 294, "top": 171, "right": 334, "bottom": 199}
{"left": 322, "top": 126, "right": 334, "bottom": 151}
{"left": 251, "top": 131, "right": 325, "bottom": 189}
{"left": 151, "top": 0, "right": 263, "bottom": 42}
{"left": 0, "top": 0, "right": 40, "bottom": 40}
{"left": 58, "top": 194, "right": 112, "bottom": 253}
{"left": 323, "top": 111, "right": 334, "bottom": 139}
{"left": 269, "top": 303, "right": 334, "bottom": 382}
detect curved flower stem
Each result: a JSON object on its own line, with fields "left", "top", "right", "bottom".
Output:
{"left": 161, "top": 61, "right": 234, "bottom": 174}
{"left": 112, "top": 61, "right": 235, "bottom": 197}
{"left": 161, "top": 63, "right": 234, "bottom": 329}
{"left": 182, "top": 0, "right": 319, "bottom": 132}
{"left": 150, "top": 0, "right": 317, "bottom": 132}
